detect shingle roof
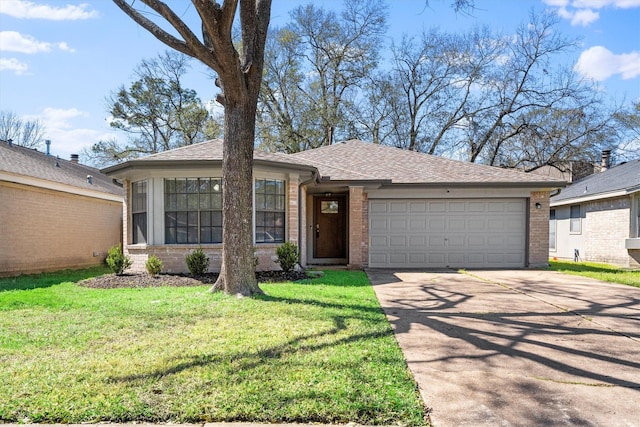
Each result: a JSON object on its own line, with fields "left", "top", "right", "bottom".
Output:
{"left": 102, "top": 139, "right": 316, "bottom": 174}
{"left": 291, "top": 140, "right": 565, "bottom": 186}
{"left": 551, "top": 159, "right": 640, "bottom": 203}
{"left": 0, "top": 140, "right": 122, "bottom": 196}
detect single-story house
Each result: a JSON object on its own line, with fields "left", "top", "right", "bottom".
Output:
{"left": 102, "top": 138, "right": 565, "bottom": 273}
{"left": 0, "top": 139, "right": 123, "bottom": 277}
{"left": 550, "top": 158, "right": 640, "bottom": 268}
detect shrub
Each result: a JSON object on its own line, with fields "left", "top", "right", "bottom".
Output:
{"left": 276, "top": 241, "right": 299, "bottom": 273}
{"left": 186, "top": 247, "right": 210, "bottom": 276}
{"left": 106, "top": 244, "right": 132, "bottom": 275}
{"left": 145, "top": 255, "right": 163, "bottom": 276}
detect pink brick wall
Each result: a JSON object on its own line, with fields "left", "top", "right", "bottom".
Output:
{"left": 529, "top": 191, "right": 550, "bottom": 268}
{"left": 0, "top": 182, "right": 122, "bottom": 277}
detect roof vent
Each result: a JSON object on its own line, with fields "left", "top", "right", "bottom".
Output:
{"left": 45, "top": 139, "right": 51, "bottom": 156}
{"left": 55, "top": 156, "right": 60, "bottom": 168}
{"left": 70, "top": 154, "right": 79, "bottom": 163}
{"left": 7, "top": 139, "right": 12, "bottom": 147}
{"left": 87, "top": 175, "right": 93, "bottom": 185}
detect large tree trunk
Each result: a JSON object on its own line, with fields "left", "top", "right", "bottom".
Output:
{"left": 210, "top": 99, "right": 262, "bottom": 296}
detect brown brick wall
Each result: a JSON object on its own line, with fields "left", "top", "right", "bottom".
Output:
{"left": 348, "top": 186, "right": 364, "bottom": 269}
{"left": 584, "top": 197, "right": 633, "bottom": 266}
{"left": 529, "top": 191, "right": 550, "bottom": 267}
{"left": 0, "top": 182, "right": 122, "bottom": 277}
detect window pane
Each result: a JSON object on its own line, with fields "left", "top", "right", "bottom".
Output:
{"left": 276, "top": 194, "right": 285, "bottom": 210}
{"left": 188, "top": 211, "right": 198, "bottom": 225}
{"left": 200, "top": 193, "right": 211, "bottom": 209}
{"left": 176, "top": 179, "right": 186, "bottom": 193}
{"left": 177, "top": 194, "right": 187, "bottom": 210}
{"left": 201, "top": 211, "right": 211, "bottom": 227}
{"left": 256, "top": 194, "right": 265, "bottom": 210}
{"left": 177, "top": 228, "right": 187, "bottom": 243}
{"left": 212, "top": 228, "right": 222, "bottom": 243}
{"left": 165, "top": 212, "right": 177, "bottom": 227}
{"left": 201, "top": 228, "right": 212, "bottom": 243}
{"left": 188, "top": 227, "right": 198, "bottom": 243}
{"left": 256, "top": 211, "right": 265, "bottom": 226}
{"left": 266, "top": 194, "right": 276, "bottom": 209}
{"left": 212, "top": 193, "right": 222, "bottom": 209}
{"left": 166, "top": 227, "right": 176, "bottom": 244}
{"left": 212, "top": 211, "right": 222, "bottom": 227}
{"left": 165, "top": 179, "right": 175, "bottom": 193}
{"left": 200, "top": 178, "right": 210, "bottom": 193}
{"left": 188, "top": 194, "right": 198, "bottom": 209}
{"left": 132, "top": 213, "right": 147, "bottom": 244}
{"left": 177, "top": 212, "right": 187, "bottom": 227}
{"left": 187, "top": 178, "right": 198, "bottom": 193}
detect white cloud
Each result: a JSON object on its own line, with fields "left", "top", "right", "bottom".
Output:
{"left": 0, "top": 31, "right": 75, "bottom": 54}
{"left": 0, "top": 0, "right": 98, "bottom": 20}
{"left": 23, "top": 107, "right": 107, "bottom": 160}
{"left": 0, "top": 57, "right": 29, "bottom": 74}
{"left": 544, "top": 0, "right": 640, "bottom": 25}
{"left": 575, "top": 46, "right": 640, "bottom": 81}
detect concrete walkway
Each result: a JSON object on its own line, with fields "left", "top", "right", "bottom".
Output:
{"left": 367, "top": 269, "right": 640, "bottom": 427}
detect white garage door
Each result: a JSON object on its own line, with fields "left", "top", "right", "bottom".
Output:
{"left": 369, "top": 199, "right": 527, "bottom": 268}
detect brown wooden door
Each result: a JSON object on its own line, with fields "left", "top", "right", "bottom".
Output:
{"left": 314, "top": 196, "right": 347, "bottom": 259}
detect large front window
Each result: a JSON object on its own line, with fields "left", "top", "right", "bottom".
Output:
{"left": 131, "top": 180, "right": 147, "bottom": 244}
{"left": 164, "top": 178, "right": 222, "bottom": 244}
{"left": 255, "top": 179, "right": 285, "bottom": 243}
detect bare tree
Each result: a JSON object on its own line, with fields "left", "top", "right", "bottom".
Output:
{"left": 0, "top": 110, "right": 46, "bottom": 149}
{"left": 113, "top": 0, "right": 271, "bottom": 296}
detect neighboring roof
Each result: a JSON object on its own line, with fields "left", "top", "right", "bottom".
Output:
{"left": 551, "top": 159, "right": 640, "bottom": 205}
{"left": 102, "top": 139, "right": 316, "bottom": 175}
{"left": 292, "top": 140, "right": 566, "bottom": 187}
{"left": 0, "top": 139, "right": 122, "bottom": 197}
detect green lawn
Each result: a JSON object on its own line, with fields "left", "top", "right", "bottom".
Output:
{"left": 0, "top": 269, "right": 425, "bottom": 425}
{"left": 548, "top": 260, "right": 640, "bottom": 288}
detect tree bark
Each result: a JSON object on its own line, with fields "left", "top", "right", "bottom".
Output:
{"left": 210, "top": 100, "right": 262, "bottom": 296}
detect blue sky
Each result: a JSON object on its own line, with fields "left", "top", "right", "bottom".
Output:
{"left": 1, "top": 0, "right": 639, "bottom": 162}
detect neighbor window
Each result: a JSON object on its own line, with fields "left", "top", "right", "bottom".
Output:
{"left": 255, "top": 179, "right": 285, "bottom": 243}
{"left": 164, "top": 178, "right": 222, "bottom": 244}
{"left": 570, "top": 205, "right": 581, "bottom": 233}
{"left": 131, "top": 180, "right": 147, "bottom": 244}
{"left": 549, "top": 209, "right": 556, "bottom": 251}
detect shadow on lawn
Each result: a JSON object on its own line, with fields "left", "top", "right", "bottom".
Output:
{"left": 0, "top": 266, "right": 109, "bottom": 292}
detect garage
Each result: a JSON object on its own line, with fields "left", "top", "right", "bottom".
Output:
{"left": 368, "top": 198, "right": 527, "bottom": 268}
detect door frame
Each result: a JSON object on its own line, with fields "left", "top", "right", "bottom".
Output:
{"left": 308, "top": 193, "right": 349, "bottom": 265}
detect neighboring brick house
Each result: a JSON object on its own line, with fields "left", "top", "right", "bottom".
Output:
{"left": 0, "top": 139, "right": 123, "bottom": 277}
{"left": 550, "top": 158, "right": 640, "bottom": 268}
{"left": 103, "top": 139, "right": 564, "bottom": 273}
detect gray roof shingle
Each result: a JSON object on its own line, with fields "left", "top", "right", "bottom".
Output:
{"left": 0, "top": 140, "right": 122, "bottom": 196}
{"left": 102, "top": 139, "right": 316, "bottom": 174}
{"left": 292, "top": 140, "right": 565, "bottom": 185}
{"left": 551, "top": 159, "right": 640, "bottom": 203}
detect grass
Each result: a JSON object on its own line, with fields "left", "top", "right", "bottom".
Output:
{"left": 0, "top": 268, "right": 426, "bottom": 425}
{"left": 548, "top": 260, "right": 640, "bottom": 288}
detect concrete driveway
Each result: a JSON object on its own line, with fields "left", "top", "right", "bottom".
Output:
{"left": 367, "top": 269, "right": 640, "bottom": 427}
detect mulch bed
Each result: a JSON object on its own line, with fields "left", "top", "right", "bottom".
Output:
{"left": 79, "top": 270, "right": 308, "bottom": 289}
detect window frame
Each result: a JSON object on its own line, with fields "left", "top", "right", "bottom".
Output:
{"left": 569, "top": 204, "right": 581, "bottom": 234}
{"left": 164, "top": 178, "right": 223, "bottom": 244}
{"left": 254, "top": 178, "right": 286, "bottom": 244}
{"left": 131, "top": 180, "right": 147, "bottom": 244}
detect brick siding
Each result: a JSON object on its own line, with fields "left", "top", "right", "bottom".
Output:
{"left": 529, "top": 191, "right": 550, "bottom": 267}
{"left": 584, "top": 196, "right": 633, "bottom": 266}
{"left": 0, "top": 182, "right": 122, "bottom": 276}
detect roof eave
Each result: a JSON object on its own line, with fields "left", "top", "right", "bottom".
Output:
{"left": 551, "top": 185, "right": 640, "bottom": 206}
{"left": 102, "top": 158, "right": 317, "bottom": 177}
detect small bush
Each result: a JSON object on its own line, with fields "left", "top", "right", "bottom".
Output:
{"left": 106, "top": 244, "right": 132, "bottom": 275}
{"left": 186, "top": 247, "right": 210, "bottom": 276}
{"left": 276, "top": 241, "right": 299, "bottom": 273}
{"left": 145, "top": 255, "right": 163, "bottom": 276}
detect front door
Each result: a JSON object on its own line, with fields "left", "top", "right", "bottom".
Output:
{"left": 314, "top": 195, "right": 347, "bottom": 259}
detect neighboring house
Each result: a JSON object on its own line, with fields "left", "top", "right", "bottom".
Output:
{"left": 0, "top": 139, "right": 123, "bottom": 277}
{"left": 550, "top": 158, "right": 640, "bottom": 268}
{"left": 102, "top": 139, "right": 564, "bottom": 273}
